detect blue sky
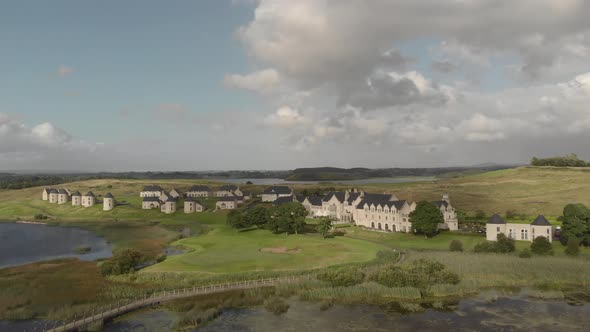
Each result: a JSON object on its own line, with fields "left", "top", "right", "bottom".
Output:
{"left": 1, "top": 1, "right": 589, "bottom": 171}
{"left": 1, "top": 0, "right": 258, "bottom": 143}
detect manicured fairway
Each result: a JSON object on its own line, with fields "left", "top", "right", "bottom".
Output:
{"left": 145, "top": 224, "right": 386, "bottom": 274}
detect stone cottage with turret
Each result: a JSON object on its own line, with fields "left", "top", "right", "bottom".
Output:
{"left": 184, "top": 197, "right": 205, "bottom": 213}
{"left": 71, "top": 191, "right": 82, "bottom": 206}
{"left": 103, "top": 193, "right": 115, "bottom": 211}
{"left": 486, "top": 214, "right": 553, "bottom": 242}
{"left": 57, "top": 189, "right": 70, "bottom": 205}
{"left": 82, "top": 191, "right": 96, "bottom": 207}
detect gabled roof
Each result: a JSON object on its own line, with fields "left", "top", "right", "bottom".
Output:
{"left": 71, "top": 191, "right": 81, "bottom": 196}
{"left": 355, "top": 193, "right": 395, "bottom": 209}
{"left": 388, "top": 200, "right": 407, "bottom": 210}
{"left": 432, "top": 200, "right": 449, "bottom": 208}
{"left": 487, "top": 214, "right": 506, "bottom": 224}
{"left": 188, "top": 185, "right": 210, "bottom": 192}
{"left": 48, "top": 189, "right": 58, "bottom": 194}
{"left": 58, "top": 189, "right": 69, "bottom": 195}
{"left": 219, "top": 185, "right": 238, "bottom": 191}
{"left": 143, "top": 196, "right": 161, "bottom": 202}
{"left": 166, "top": 197, "right": 176, "bottom": 203}
{"left": 104, "top": 192, "right": 114, "bottom": 199}
{"left": 170, "top": 188, "right": 182, "bottom": 193}
{"left": 273, "top": 196, "right": 294, "bottom": 205}
{"left": 185, "top": 197, "right": 204, "bottom": 205}
{"left": 43, "top": 188, "right": 54, "bottom": 193}
{"left": 323, "top": 191, "right": 345, "bottom": 203}
{"left": 531, "top": 215, "right": 551, "bottom": 226}
{"left": 305, "top": 195, "right": 323, "bottom": 206}
{"left": 84, "top": 191, "right": 95, "bottom": 197}
{"left": 347, "top": 192, "right": 362, "bottom": 203}
{"left": 142, "top": 185, "right": 163, "bottom": 192}
{"left": 263, "top": 186, "right": 292, "bottom": 195}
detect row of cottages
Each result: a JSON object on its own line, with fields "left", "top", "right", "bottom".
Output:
{"left": 261, "top": 186, "right": 293, "bottom": 202}
{"left": 185, "top": 184, "right": 251, "bottom": 199}
{"left": 42, "top": 188, "right": 115, "bottom": 211}
{"left": 486, "top": 214, "right": 553, "bottom": 242}
{"left": 301, "top": 190, "right": 458, "bottom": 233}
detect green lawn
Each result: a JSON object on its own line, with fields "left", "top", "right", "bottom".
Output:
{"left": 145, "top": 219, "right": 386, "bottom": 274}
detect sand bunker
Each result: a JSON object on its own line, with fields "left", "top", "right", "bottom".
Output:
{"left": 259, "top": 247, "right": 301, "bottom": 254}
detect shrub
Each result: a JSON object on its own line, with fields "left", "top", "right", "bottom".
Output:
{"left": 34, "top": 214, "right": 48, "bottom": 220}
{"left": 369, "top": 259, "right": 459, "bottom": 291}
{"left": 519, "top": 248, "right": 532, "bottom": 258}
{"left": 473, "top": 242, "right": 496, "bottom": 253}
{"left": 565, "top": 238, "right": 580, "bottom": 257}
{"left": 495, "top": 234, "right": 516, "bottom": 253}
{"left": 264, "top": 297, "right": 289, "bottom": 315}
{"left": 530, "top": 236, "right": 553, "bottom": 255}
{"left": 99, "top": 249, "right": 143, "bottom": 276}
{"left": 449, "top": 240, "right": 463, "bottom": 252}
{"left": 317, "top": 267, "right": 365, "bottom": 287}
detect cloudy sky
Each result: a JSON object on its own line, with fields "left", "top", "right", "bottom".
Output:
{"left": 2, "top": 0, "right": 590, "bottom": 171}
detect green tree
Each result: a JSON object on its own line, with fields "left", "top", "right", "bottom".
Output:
{"left": 100, "top": 249, "right": 143, "bottom": 276}
{"left": 244, "top": 206, "right": 270, "bottom": 228}
{"left": 409, "top": 201, "right": 444, "bottom": 237}
{"left": 559, "top": 203, "right": 590, "bottom": 246}
{"left": 530, "top": 236, "right": 553, "bottom": 255}
{"left": 271, "top": 202, "right": 308, "bottom": 234}
{"left": 495, "top": 233, "right": 516, "bottom": 253}
{"left": 316, "top": 217, "right": 333, "bottom": 238}
{"left": 449, "top": 239, "right": 463, "bottom": 252}
{"left": 227, "top": 210, "right": 247, "bottom": 229}
{"left": 565, "top": 238, "right": 580, "bottom": 256}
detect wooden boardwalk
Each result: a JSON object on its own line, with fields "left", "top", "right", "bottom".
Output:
{"left": 44, "top": 276, "right": 302, "bottom": 332}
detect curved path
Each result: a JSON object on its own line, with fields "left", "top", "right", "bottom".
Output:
{"left": 44, "top": 276, "right": 301, "bottom": 332}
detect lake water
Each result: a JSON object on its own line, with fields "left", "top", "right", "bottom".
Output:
{"left": 102, "top": 291, "right": 590, "bottom": 332}
{"left": 0, "top": 222, "right": 112, "bottom": 269}
{"left": 210, "top": 177, "right": 436, "bottom": 185}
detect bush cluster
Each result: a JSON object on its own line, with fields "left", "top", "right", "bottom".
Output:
{"left": 264, "top": 297, "right": 290, "bottom": 315}
{"left": 369, "top": 259, "right": 460, "bottom": 291}
{"left": 99, "top": 249, "right": 143, "bottom": 276}
{"left": 317, "top": 267, "right": 366, "bottom": 287}
{"left": 473, "top": 234, "right": 515, "bottom": 253}
{"left": 530, "top": 236, "right": 553, "bottom": 255}
{"left": 449, "top": 240, "right": 464, "bottom": 252}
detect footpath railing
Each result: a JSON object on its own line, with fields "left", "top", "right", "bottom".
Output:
{"left": 43, "top": 276, "right": 302, "bottom": 332}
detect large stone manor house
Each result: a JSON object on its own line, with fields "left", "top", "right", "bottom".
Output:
{"left": 302, "top": 190, "right": 458, "bottom": 233}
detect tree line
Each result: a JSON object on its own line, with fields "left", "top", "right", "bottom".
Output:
{"left": 530, "top": 153, "right": 589, "bottom": 167}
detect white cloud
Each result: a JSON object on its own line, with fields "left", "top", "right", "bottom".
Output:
{"left": 264, "top": 106, "right": 308, "bottom": 127}
{"left": 224, "top": 69, "right": 281, "bottom": 94}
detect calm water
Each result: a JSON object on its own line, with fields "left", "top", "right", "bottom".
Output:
{"left": 102, "top": 291, "right": 590, "bottom": 332}
{"left": 0, "top": 222, "right": 112, "bottom": 269}
{"left": 210, "top": 177, "right": 436, "bottom": 185}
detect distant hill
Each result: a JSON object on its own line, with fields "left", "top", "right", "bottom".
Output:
{"left": 284, "top": 165, "right": 517, "bottom": 181}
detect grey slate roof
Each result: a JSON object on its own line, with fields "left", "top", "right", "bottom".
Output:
{"left": 355, "top": 193, "right": 395, "bottom": 209}
{"left": 432, "top": 200, "right": 449, "bottom": 208}
{"left": 84, "top": 191, "right": 95, "bottom": 197}
{"left": 305, "top": 195, "right": 323, "bottom": 206}
{"left": 188, "top": 185, "right": 210, "bottom": 192}
{"left": 487, "top": 214, "right": 506, "bottom": 224}
{"left": 58, "top": 189, "right": 69, "bottom": 195}
{"left": 263, "top": 186, "right": 292, "bottom": 195}
{"left": 346, "top": 192, "right": 362, "bottom": 203}
{"left": 166, "top": 197, "right": 176, "bottom": 203}
{"left": 104, "top": 192, "right": 114, "bottom": 199}
{"left": 531, "top": 215, "right": 551, "bottom": 226}
{"left": 273, "top": 196, "right": 294, "bottom": 205}
{"left": 48, "top": 189, "right": 58, "bottom": 194}
{"left": 219, "top": 185, "right": 238, "bottom": 191}
{"left": 323, "top": 191, "right": 345, "bottom": 203}
{"left": 143, "top": 196, "right": 161, "bottom": 202}
{"left": 71, "top": 191, "right": 81, "bottom": 196}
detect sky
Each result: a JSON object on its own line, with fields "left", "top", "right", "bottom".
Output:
{"left": 1, "top": 0, "right": 590, "bottom": 171}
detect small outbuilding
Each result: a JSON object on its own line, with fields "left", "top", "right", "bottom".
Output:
{"left": 57, "top": 189, "right": 70, "bottom": 205}
{"left": 103, "top": 192, "right": 115, "bottom": 211}
{"left": 82, "top": 191, "right": 96, "bottom": 207}
{"left": 184, "top": 197, "right": 205, "bottom": 214}
{"left": 71, "top": 191, "right": 82, "bottom": 206}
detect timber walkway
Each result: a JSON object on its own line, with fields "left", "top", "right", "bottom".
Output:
{"left": 44, "top": 276, "right": 302, "bottom": 332}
